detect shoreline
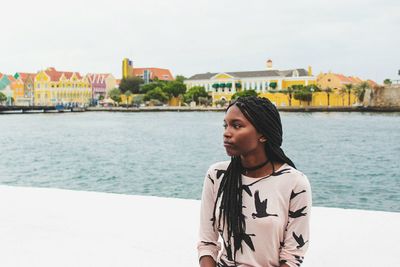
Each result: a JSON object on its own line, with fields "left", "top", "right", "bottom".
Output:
{"left": 1, "top": 105, "right": 400, "bottom": 114}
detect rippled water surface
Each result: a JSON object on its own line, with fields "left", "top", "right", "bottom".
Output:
{"left": 0, "top": 111, "right": 399, "bottom": 212}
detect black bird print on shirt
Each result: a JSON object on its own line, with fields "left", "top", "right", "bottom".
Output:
{"left": 271, "top": 168, "right": 291, "bottom": 176}
{"left": 235, "top": 233, "right": 256, "bottom": 252}
{"left": 295, "top": 255, "right": 304, "bottom": 264}
{"left": 290, "top": 189, "right": 306, "bottom": 200}
{"left": 218, "top": 258, "right": 236, "bottom": 267}
{"left": 207, "top": 174, "right": 214, "bottom": 184}
{"left": 289, "top": 206, "right": 307, "bottom": 218}
{"left": 242, "top": 184, "right": 253, "bottom": 197}
{"left": 215, "top": 169, "right": 226, "bottom": 180}
{"left": 201, "top": 241, "right": 217, "bottom": 246}
{"left": 252, "top": 190, "right": 278, "bottom": 219}
{"left": 293, "top": 231, "right": 308, "bottom": 249}
{"left": 241, "top": 168, "right": 292, "bottom": 197}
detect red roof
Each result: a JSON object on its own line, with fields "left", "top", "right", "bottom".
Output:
{"left": 367, "top": 79, "right": 378, "bottom": 87}
{"left": 44, "top": 68, "right": 82, "bottom": 81}
{"left": 17, "top": 72, "right": 36, "bottom": 81}
{"left": 7, "top": 75, "right": 16, "bottom": 82}
{"left": 132, "top": 67, "right": 174, "bottom": 81}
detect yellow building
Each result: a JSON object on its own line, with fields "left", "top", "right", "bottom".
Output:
{"left": 34, "top": 67, "right": 91, "bottom": 106}
{"left": 185, "top": 59, "right": 316, "bottom": 103}
{"left": 316, "top": 72, "right": 364, "bottom": 90}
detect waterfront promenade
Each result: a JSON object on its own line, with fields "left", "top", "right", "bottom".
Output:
{"left": 1, "top": 105, "right": 400, "bottom": 114}
{"left": 0, "top": 185, "right": 399, "bottom": 267}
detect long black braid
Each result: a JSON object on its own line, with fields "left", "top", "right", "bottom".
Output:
{"left": 212, "top": 96, "right": 296, "bottom": 261}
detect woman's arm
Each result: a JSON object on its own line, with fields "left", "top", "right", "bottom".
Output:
{"left": 197, "top": 167, "right": 221, "bottom": 265}
{"left": 279, "top": 174, "right": 312, "bottom": 266}
{"left": 200, "top": 255, "right": 217, "bottom": 267}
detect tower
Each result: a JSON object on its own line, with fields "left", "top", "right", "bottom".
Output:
{"left": 122, "top": 58, "right": 133, "bottom": 79}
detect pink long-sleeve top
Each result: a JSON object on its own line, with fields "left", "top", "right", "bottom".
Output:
{"left": 198, "top": 161, "right": 312, "bottom": 267}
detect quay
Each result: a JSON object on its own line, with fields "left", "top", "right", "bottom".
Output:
{"left": 1, "top": 106, "right": 400, "bottom": 114}
{"left": 0, "top": 185, "right": 399, "bottom": 267}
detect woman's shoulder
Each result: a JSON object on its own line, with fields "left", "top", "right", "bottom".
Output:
{"left": 280, "top": 164, "right": 310, "bottom": 187}
{"left": 206, "top": 161, "right": 230, "bottom": 177}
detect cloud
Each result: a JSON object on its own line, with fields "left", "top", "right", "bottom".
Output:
{"left": 0, "top": 0, "right": 398, "bottom": 82}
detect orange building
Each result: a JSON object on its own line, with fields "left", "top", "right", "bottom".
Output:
{"left": 122, "top": 58, "right": 174, "bottom": 82}
{"left": 316, "top": 72, "right": 376, "bottom": 90}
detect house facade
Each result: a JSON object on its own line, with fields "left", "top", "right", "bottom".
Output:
{"left": 34, "top": 67, "right": 91, "bottom": 106}
{"left": 122, "top": 58, "right": 174, "bottom": 82}
{"left": 0, "top": 74, "right": 13, "bottom": 105}
{"left": 14, "top": 72, "right": 35, "bottom": 106}
{"left": 185, "top": 60, "right": 316, "bottom": 102}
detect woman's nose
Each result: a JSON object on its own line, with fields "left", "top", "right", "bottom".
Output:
{"left": 223, "top": 127, "right": 232, "bottom": 138}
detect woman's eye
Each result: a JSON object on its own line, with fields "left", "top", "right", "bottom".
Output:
{"left": 223, "top": 123, "right": 227, "bottom": 129}
{"left": 233, "top": 124, "right": 241, "bottom": 129}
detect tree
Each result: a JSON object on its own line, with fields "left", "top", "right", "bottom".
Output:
{"left": 293, "top": 90, "right": 312, "bottom": 105}
{"left": 281, "top": 87, "right": 294, "bottom": 106}
{"left": 340, "top": 84, "right": 354, "bottom": 106}
{"left": 198, "top": 96, "right": 212, "bottom": 106}
{"left": 231, "top": 89, "right": 258, "bottom": 100}
{"left": 164, "top": 81, "right": 187, "bottom": 98}
{"left": 124, "top": 90, "right": 132, "bottom": 106}
{"left": 175, "top": 75, "right": 187, "bottom": 83}
{"left": 109, "top": 88, "right": 121, "bottom": 104}
{"left": 383, "top": 78, "right": 392, "bottom": 85}
{"left": 269, "top": 82, "right": 278, "bottom": 90}
{"left": 0, "top": 92, "right": 6, "bottom": 105}
{"left": 144, "top": 87, "right": 169, "bottom": 103}
{"left": 119, "top": 77, "right": 144, "bottom": 93}
{"left": 184, "top": 86, "right": 209, "bottom": 104}
{"left": 98, "top": 95, "right": 105, "bottom": 101}
{"left": 133, "top": 94, "right": 144, "bottom": 106}
{"left": 140, "top": 81, "right": 166, "bottom": 94}
{"left": 354, "top": 82, "right": 370, "bottom": 103}
{"left": 321, "top": 87, "right": 333, "bottom": 106}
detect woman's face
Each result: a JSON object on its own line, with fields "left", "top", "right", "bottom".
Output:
{"left": 223, "top": 104, "right": 264, "bottom": 157}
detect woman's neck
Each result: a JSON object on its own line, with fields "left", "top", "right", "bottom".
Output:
{"left": 241, "top": 155, "right": 283, "bottom": 178}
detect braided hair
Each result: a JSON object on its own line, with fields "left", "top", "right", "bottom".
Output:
{"left": 212, "top": 96, "right": 295, "bottom": 261}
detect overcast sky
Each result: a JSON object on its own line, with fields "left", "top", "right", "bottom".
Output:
{"left": 1, "top": 0, "right": 399, "bottom": 83}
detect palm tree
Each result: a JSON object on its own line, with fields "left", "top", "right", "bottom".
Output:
{"left": 0, "top": 92, "right": 7, "bottom": 105}
{"left": 340, "top": 84, "right": 354, "bottom": 106}
{"left": 281, "top": 87, "right": 294, "bottom": 106}
{"left": 354, "top": 82, "right": 370, "bottom": 104}
{"left": 322, "top": 87, "right": 333, "bottom": 106}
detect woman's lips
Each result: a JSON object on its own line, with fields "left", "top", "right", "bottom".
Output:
{"left": 223, "top": 141, "right": 234, "bottom": 148}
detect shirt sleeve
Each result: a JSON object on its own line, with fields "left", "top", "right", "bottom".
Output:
{"left": 280, "top": 174, "right": 312, "bottom": 267}
{"left": 197, "top": 166, "right": 221, "bottom": 262}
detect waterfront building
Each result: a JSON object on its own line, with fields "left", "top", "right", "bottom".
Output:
{"left": 34, "top": 67, "right": 91, "bottom": 106}
{"left": 87, "top": 74, "right": 106, "bottom": 102}
{"left": 122, "top": 58, "right": 174, "bottom": 82}
{"left": 8, "top": 73, "right": 35, "bottom": 106}
{"left": 104, "top": 74, "right": 117, "bottom": 95}
{"left": 0, "top": 73, "right": 13, "bottom": 105}
{"left": 185, "top": 59, "right": 316, "bottom": 103}
{"left": 316, "top": 72, "right": 372, "bottom": 90}
{"left": 87, "top": 73, "right": 117, "bottom": 103}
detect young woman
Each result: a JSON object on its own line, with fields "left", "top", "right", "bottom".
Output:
{"left": 198, "top": 96, "right": 312, "bottom": 267}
